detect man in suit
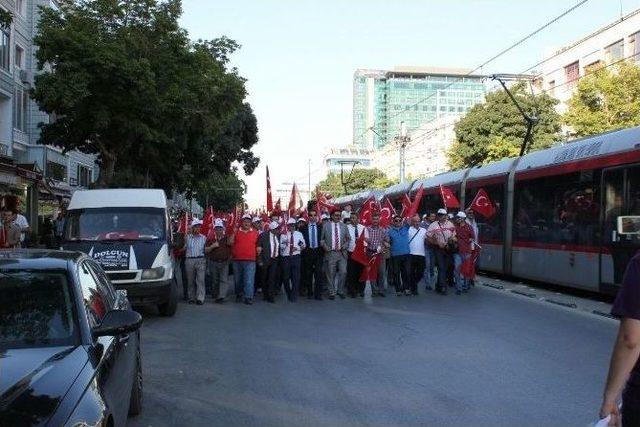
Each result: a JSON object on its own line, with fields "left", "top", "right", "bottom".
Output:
{"left": 257, "top": 221, "right": 281, "bottom": 303}
{"left": 321, "top": 209, "right": 350, "bottom": 300}
{"left": 300, "top": 210, "right": 324, "bottom": 300}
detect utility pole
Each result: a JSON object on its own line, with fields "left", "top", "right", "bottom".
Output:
{"left": 395, "top": 121, "right": 410, "bottom": 184}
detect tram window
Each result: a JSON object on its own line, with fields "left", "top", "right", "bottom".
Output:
{"left": 513, "top": 171, "right": 601, "bottom": 246}
{"left": 465, "top": 183, "right": 505, "bottom": 242}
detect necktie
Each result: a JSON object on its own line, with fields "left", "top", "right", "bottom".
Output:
{"left": 355, "top": 226, "right": 359, "bottom": 239}
{"left": 289, "top": 232, "right": 294, "bottom": 255}
{"left": 334, "top": 223, "right": 339, "bottom": 250}
{"left": 311, "top": 225, "right": 316, "bottom": 248}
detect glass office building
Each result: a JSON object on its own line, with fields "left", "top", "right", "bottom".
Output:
{"left": 353, "top": 67, "right": 486, "bottom": 150}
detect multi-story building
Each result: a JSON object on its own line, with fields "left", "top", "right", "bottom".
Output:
{"left": 536, "top": 8, "right": 640, "bottom": 113}
{"left": 321, "top": 146, "right": 372, "bottom": 176}
{"left": 0, "top": 0, "right": 99, "bottom": 237}
{"left": 353, "top": 66, "right": 485, "bottom": 150}
{"left": 371, "top": 115, "right": 458, "bottom": 182}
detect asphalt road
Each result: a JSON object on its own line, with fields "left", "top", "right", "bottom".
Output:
{"left": 128, "top": 284, "right": 618, "bottom": 427}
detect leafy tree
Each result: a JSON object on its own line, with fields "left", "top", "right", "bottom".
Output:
{"left": 448, "top": 82, "right": 561, "bottom": 168}
{"left": 564, "top": 61, "right": 640, "bottom": 137}
{"left": 194, "top": 171, "right": 246, "bottom": 212}
{"left": 317, "top": 168, "right": 397, "bottom": 198}
{"left": 32, "top": 0, "right": 258, "bottom": 192}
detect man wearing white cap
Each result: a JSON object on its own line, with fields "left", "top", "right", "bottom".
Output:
{"left": 426, "top": 208, "right": 456, "bottom": 295}
{"left": 280, "top": 218, "right": 306, "bottom": 302}
{"left": 257, "top": 220, "right": 281, "bottom": 303}
{"left": 230, "top": 214, "right": 259, "bottom": 304}
{"left": 182, "top": 218, "right": 207, "bottom": 304}
{"left": 205, "top": 218, "right": 232, "bottom": 303}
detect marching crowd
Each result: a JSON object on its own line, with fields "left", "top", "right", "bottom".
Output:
{"left": 174, "top": 204, "right": 480, "bottom": 306}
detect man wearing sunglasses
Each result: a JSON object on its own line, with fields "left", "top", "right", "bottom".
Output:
{"left": 320, "top": 209, "right": 350, "bottom": 299}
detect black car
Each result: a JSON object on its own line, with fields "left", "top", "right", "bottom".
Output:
{"left": 0, "top": 250, "right": 143, "bottom": 426}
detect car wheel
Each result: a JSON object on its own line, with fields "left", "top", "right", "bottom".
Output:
{"left": 158, "top": 277, "right": 178, "bottom": 317}
{"left": 128, "top": 344, "right": 143, "bottom": 417}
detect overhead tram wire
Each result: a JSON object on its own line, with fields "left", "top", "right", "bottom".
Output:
{"left": 354, "top": 0, "right": 591, "bottom": 145}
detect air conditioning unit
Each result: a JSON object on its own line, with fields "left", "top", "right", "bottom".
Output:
{"left": 19, "top": 69, "right": 30, "bottom": 83}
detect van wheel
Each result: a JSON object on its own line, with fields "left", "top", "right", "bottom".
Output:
{"left": 158, "top": 278, "right": 178, "bottom": 317}
{"left": 128, "top": 344, "right": 143, "bottom": 416}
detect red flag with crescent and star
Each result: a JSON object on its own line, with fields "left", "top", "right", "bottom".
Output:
{"left": 316, "top": 187, "right": 337, "bottom": 213}
{"left": 359, "top": 252, "right": 382, "bottom": 282}
{"left": 266, "top": 166, "right": 273, "bottom": 213}
{"left": 439, "top": 185, "right": 460, "bottom": 209}
{"left": 288, "top": 183, "right": 304, "bottom": 216}
{"left": 379, "top": 197, "right": 396, "bottom": 228}
{"left": 469, "top": 188, "right": 496, "bottom": 219}
{"left": 273, "top": 198, "right": 282, "bottom": 215}
{"left": 200, "top": 206, "right": 214, "bottom": 236}
{"left": 406, "top": 185, "right": 424, "bottom": 219}
{"left": 358, "top": 195, "right": 378, "bottom": 226}
{"left": 400, "top": 193, "right": 412, "bottom": 217}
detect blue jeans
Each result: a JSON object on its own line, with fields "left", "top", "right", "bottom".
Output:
{"left": 423, "top": 246, "right": 435, "bottom": 288}
{"left": 453, "top": 253, "right": 471, "bottom": 292}
{"left": 233, "top": 260, "right": 256, "bottom": 299}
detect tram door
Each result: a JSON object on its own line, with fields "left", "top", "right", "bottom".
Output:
{"left": 600, "top": 165, "right": 640, "bottom": 291}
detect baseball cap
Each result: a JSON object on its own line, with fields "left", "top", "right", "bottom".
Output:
{"left": 456, "top": 211, "right": 467, "bottom": 219}
{"left": 214, "top": 218, "right": 224, "bottom": 228}
{"left": 252, "top": 216, "right": 261, "bottom": 223}
{"left": 241, "top": 214, "right": 252, "bottom": 220}
{"left": 191, "top": 218, "right": 203, "bottom": 227}
{"left": 287, "top": 218, "right": 297, "bottom": 225}
{"left": 437, "top": 208, "right": 447, "bottom": 215}
{"left": 321, "top": 213, "right": 329, "bottom": 220}
{"left": 269, "top": 221, "right": 280, "bottom": 230}
{"left": 297, "top": 217, "right": 307, "bottom": 223}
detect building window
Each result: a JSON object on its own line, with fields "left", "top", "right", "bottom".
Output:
{"left": 604, "top": 39, "right": 624, "bottom": 63}
{"left": 13, "top": 86, "right": 28, "bottom": 132}
{"left": 631, "top": 31, "right": 640, "bottom": 61}
{"left": 548, "top": 80, "right": 555, "bottom": 96}
{"left": 0, "top": 28, "right": 9, "bottom": 72}
{"left": 564, "top": 61, "right": 579, "bottom": 89}
{"left": 14, "top": 45, "right": 23, "bottom": 69}
{"left": 16, "top": 0, "right": 25, "bottom": 16}
{"left": 47, "top": 161, "right": 67, "bottom": 182}
{"left": 585, "top": 60, "right": 603, "bottom": 73}
{"left": 77, "top": 164, "right": 92, "bottom": 187}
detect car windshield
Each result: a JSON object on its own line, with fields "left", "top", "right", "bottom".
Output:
{"left": 65, "top": 207, "right": 166, "bottom": 241}
{"left": 0, "top": 271, "right": 79, "bottom": 349}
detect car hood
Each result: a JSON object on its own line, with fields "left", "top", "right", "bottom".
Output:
{"left": 0, "top": 346, "right": 87, "bottom": 426}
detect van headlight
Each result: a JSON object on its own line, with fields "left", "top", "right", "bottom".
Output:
{"left": 141, "top": 267, "right": 165, "bottom": 280}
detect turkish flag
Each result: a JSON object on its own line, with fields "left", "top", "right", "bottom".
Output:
{"left": 273, "top": 198, "right": 282, "bottom": 215}
{"left": 460, "top": 250, "right": 480, "bottom": 279}
{"left": 400, "top": 194, "right": 412, "bottom": 217}
{"left": 469, "top": 188, "right": 496, "bottom": 219}
{"left": 200, "top": 206, "right": 214, "bottom": 236}
{"left": 359, "top": 253, "right": 382, "bottom": 282}
{"left": 379, "top": 197, "right": 396, "bottom": 227}
{"left": 288, "top": 183, "right": 304, "bottom": 216}
{"left": 316, "top": 187, "right": 337, "bottom": 213}
{"left": 406, "top": 185, "right": 424, "bottom": 219}
{"left": 351, "top": 232, "right": 369, "bottom": 266}
{"left": 177, "top": 212, "right": 191, "bottom": 233}
{"left": 266, "top": 166, "right": 273, "bottom": 213}
{"left": 439, "top": 185, "right": 460, "bottom": 209}
{"left": 358, "top": 195, "right": 378, "bottom": 226}
{"left": 225, "top": 206, "right": 241, "bottom": 237}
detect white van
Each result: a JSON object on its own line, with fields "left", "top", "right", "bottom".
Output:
{"left": 62, "top": 189, "right": 178, "bottom": 316}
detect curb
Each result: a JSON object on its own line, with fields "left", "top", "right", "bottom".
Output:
{"left": 510, "top": 289, "right": 537, "bottom": 298}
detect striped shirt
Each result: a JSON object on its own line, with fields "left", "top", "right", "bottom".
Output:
{"left": 365, "top": 226, "right": 388, "bottom": 253}
{"left": 185, "top": 233, "right": 206, "bottom": 258}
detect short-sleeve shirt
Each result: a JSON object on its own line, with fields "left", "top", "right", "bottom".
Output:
{"left": 426, "top": 220, "right": 455, "bottom": 247}
{"left": 611, "top": 251, "right": 640, "bottom": 386}
{"left": 388, "top": 224, "right": 410, "bottom": 257}
{"left": 366, "top": 226, "right": 388, "bottom": 253}
{"left": 232, "top": 228, "right": 259, "bottom": 261}
{"left": 408, "top": 226, "right": 427, "bottom": 256}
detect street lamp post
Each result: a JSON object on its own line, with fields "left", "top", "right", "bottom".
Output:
{"left": 395, "top": 121, "right": 410, "bottom": 184}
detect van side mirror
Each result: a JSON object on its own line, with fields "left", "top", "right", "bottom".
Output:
{"left": 92, "top": 309, "right": 142, "bottom": 338}
{"left": 617, "top": 216, "right": 640, "bottom": 235}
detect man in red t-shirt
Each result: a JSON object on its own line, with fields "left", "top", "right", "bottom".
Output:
{"left": 230, "top": 214, "right": 259, "bottom": 305}
{"left": 453, "top": 211, "right": 474, "bottom": 295}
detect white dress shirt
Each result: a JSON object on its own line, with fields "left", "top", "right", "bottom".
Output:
{"left": 280, "top": 231, "right": 305, "bottom": 256}
{"left": 408, "top": 226, "right": 427, "bottom": 256}
{"left": 347, "top": 223, "right": 365, "bottom": 252}
{"left": 308, "top": 223, "right": 320, "bottom": 249}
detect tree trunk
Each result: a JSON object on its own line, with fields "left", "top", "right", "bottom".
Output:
{"left": 96, "top": 151, "right": 116, "bottom": 188}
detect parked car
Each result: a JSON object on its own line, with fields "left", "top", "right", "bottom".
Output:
{"left": 0, "top": 250, "right": 143, "bottom": 426}
{"left": 61, "top": 188, "right": 179, "bottom": 316}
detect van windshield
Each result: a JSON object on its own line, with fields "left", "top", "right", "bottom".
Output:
{"left": 65, "top": 207, "right": 166, "bottom": 241}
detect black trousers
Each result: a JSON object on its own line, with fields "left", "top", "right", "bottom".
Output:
{"left": 409, "top": 255, "right": 425, "bottom": 294}
{"left": 261, "top": 259, "right": 278, "bottom": 300}
{"left": 623, "top": 383, "right": 640, "bottom": 427}
{"left": 389, "top": 255, "right": 410, "bottom": 293}
{"left": 302, "top": 248, "right": 324, "bottom": 298}
{"left": 434, "top": 249, "right": 451, "bottom": 293}
{"left": 346, "top": 256, "right": 364, "bottom": 296}
{"left": 254, "top": 264, "right": 263, "bottom": 294}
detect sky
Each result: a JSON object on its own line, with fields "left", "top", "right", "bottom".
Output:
{"left": 180, "top": 0, "right": 640, "bottom": 209}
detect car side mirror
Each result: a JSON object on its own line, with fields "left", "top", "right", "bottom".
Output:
{"left": 92, "top": 309, "right": 142, "bottom": 338}
{"left": 617, "top": 216, "right": 640, "bottom": 235}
